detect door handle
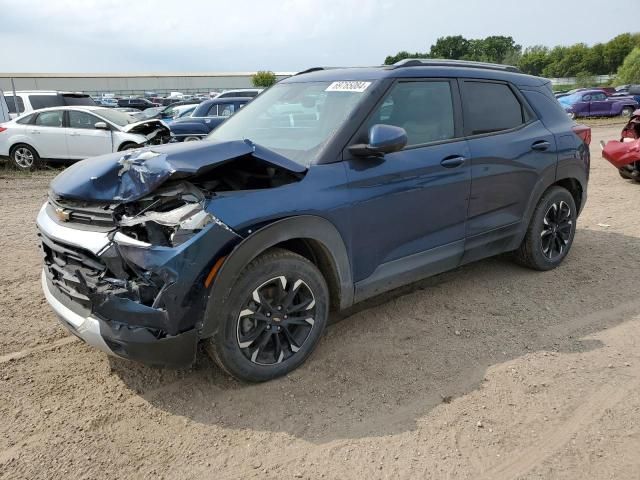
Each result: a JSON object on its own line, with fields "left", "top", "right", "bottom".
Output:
{"left": 440, "top": 156, "right": 466, "bottom": 168}
{"left": 69, "top": 132, "right": 80, "bottom": 136}
{"left": 29, "top": 130, "right": 41, "bottom": 134}
{"left": 531, "top": 140, "right": 550, "bottom": 151}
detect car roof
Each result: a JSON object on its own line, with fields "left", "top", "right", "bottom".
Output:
{"left": 282, "top": 61, "right": 548, "bottom": 88}
{"left": 6, "top": 90, "right": 90, "bottom": 96}
{"left": 200, "top": 97, "right": 250, "bottom": 105}
{"left": 221, "top": 88, "right": 262, "bottom": 92}
{"left": 20, "top": 106, "right": 112, "bottom": 114}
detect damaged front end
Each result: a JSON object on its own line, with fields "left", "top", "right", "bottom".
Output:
{"left": 38, "top": 140, "right": 305, "bottom": 367}
{"left": 601, "top": 110, "right": 640, "bottom": 180}
{"left": 123, "top": 119, "right": 172, "bottom": 146}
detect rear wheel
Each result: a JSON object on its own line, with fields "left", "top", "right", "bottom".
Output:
{"left": 619, "top": 168, "right": 633, "bottom": 180}
{"left": 621, "top": 106, "right": 634, "bottom": 118}
{"left": 9, "top": 144, "right": 40, "bottom": 170}
{"left": 513, "top": 186, "right": 577, "bottom": 271}
{"left": 205, "top": 249, "right": 329, "bottom": 382}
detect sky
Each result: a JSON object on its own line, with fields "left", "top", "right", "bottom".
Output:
{"left": 0, "top": 0, "right": 633, "bottom": 73}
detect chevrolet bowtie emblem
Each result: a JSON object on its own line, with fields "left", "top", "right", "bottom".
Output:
{"left": 54, "top": 207, "right": 71, "bottom": 222}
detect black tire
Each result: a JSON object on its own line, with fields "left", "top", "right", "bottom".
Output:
{"left": 9, "top": 144, "right": 41, "bottom": 170}
{"left": 205, "top": 248, "right": 329, "bottom": 382}
{"left": 513, "top": 186, "right": 577, "bottom": 271}
{"left": 619, "top": 168, "right": 633, "bottom": 180}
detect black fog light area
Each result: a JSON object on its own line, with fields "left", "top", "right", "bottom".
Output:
{"left": 98, "top": 243, "right": 165, "bottom": 307}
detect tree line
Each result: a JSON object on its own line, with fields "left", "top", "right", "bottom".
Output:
{"left": 384, "top": 33, "right": 640, "bottom": 81}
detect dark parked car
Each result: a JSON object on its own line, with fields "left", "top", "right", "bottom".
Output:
{"left": 142, "top": 100, "right": 202, "bottom": 121}
{"left": 558, "top": 89, "right": 638, "bottom": 118}
{"left": 169, "top": 97, "right": 250, "bottom": 141}
{"left": 117, "top": 98, "right": 157, "bottom": 111}
{"left": 37, "top": 59, "right": 590, "bottom": 382}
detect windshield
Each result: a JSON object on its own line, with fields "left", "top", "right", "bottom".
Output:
{"left": 91, "top": 107, "right": 136, "bottom": 126}
{"left": 206, "top": 81, "right": 375, "bottom": 165}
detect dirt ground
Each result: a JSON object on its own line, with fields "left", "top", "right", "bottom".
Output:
{"left": 1, "top": 123, "right": 639, "bottom": 479}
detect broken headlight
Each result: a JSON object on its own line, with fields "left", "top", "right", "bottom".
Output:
{"left": 113, "top": 182, "right": 216, "bottom": 247}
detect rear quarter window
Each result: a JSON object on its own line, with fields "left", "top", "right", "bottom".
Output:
{"left": 63, "top": 95, "right": 96, "bottom": 106}
{"left": 4, "top": 96, "right": 25, "bottom": 114}
{"left": 16, "top": 114, "right": 35, "bottom": 124}
{"left": 29, "top": 95, "right": 65, "bottom": 110}
{"left": 462, "top": 81, "right": 527, "bottom": 135}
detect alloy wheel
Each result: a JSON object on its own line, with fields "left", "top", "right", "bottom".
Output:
{"left": 236, "top": 276, "right": 316, "bottom": 365}
{"left": 540, "top": 201, "right": 572, "bottom": 260}
{"left": 13, "top": 147, "right": 34, "bottom": 169}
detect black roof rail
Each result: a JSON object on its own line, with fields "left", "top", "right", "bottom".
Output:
{"left": 295, "top": 67, "right": 327, "bottom": 76}
{"left": 391, "top": 58, "right": 521, "bottom": 73}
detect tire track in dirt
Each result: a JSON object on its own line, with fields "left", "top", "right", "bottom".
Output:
{"left": 0, "top": 336, "right": 77, "bottom": 364}
{"left": 476, "top": 377, "right": 639, "bottom": 479}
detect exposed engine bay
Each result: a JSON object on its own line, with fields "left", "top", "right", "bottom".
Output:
{"left": 125, "top": 120, "right": 172, "bottom": 146}
{"left": 113, "top": 154, "right": 304, "bottom": 247}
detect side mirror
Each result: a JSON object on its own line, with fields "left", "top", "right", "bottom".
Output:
{"left": 94, "top": 121, "right": 109, "bottom": 130}
{"left": 349, "top": 124, "right": 407, "bottom": 157}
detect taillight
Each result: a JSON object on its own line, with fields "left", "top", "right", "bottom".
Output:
{"left": 572, "top": 124, "right": 591, "bottom": 145}
{"left": 0, "top": 126, "right": 7, "bottom": 133}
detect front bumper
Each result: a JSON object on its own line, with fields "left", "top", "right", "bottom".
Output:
{"left": 36, "top": 201, "right": 240, "bottom": 367}
{"left": 42, "top": 269, "right": 200, "bottom": 367}
{"left": 41, "top": 270, "right": 112, "bottom": 354}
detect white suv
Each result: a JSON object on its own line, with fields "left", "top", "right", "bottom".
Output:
{"left": 0, "top": 106, "right": 170, "bottom": 169}
{"left": 2, "top": 91, "right": 96, "bottom": 119}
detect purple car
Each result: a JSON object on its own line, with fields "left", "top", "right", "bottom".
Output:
{"left": 559, "top": 89, "right": 638, "bottom": 119}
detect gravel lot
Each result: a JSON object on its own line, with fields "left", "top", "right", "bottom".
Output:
{"left": 1, "top": 123, "right": 639, "bottom": 479}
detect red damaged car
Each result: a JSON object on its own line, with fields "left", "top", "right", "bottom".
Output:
{"left": 602, "top": 109, "right": 640, "bottom": 181}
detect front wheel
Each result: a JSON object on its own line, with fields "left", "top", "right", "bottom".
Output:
{"left": 513, "top": 186, "right": 577, "bottom": 271}
{"left": 205, "top": 248, "right": 329, "bottom": 382}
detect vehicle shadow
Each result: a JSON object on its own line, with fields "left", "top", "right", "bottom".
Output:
{"left": 110, "top": 227, "right": 640, "bottom": 443}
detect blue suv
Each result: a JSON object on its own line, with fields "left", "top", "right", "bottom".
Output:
{"left": 37, "top": 60, "right": 590, "bottom": 382}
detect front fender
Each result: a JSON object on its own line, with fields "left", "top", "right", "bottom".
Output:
{"left": 200, "top": 215, "right": 354, "bottom": 338}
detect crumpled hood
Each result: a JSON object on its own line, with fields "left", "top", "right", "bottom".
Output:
{"left": 50, "top": 140, "right": 307, "bottom": 202}
{"left": 121, "top": 118, "right": 168, "bottom": 135}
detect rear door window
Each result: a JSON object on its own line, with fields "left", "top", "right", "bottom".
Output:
{"left": 218, "top": 104, "right": 235, "bottom": 117}
{"left": 461, "top": 81, "right": 527, "bottom": 135}
{"left": 34, "top": 110, "right": 64, "bottom": 127}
